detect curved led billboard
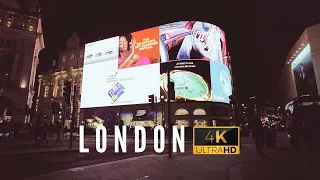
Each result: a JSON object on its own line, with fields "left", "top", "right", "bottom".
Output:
{"left": 80, "top": 21, "right": 231, "bottom": 108}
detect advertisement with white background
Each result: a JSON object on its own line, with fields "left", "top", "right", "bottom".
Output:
{"left": 80, "top": 63, "right": 160, "bottom": 108}
{"left": 83, "top": 36, "right": 119, "bottom": 74}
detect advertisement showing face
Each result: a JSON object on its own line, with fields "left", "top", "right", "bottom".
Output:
{"left": 80, "top": 63, "right": 160, "bottom": 108}
{"left": 118, "top": 27, "right": 160, "bottom": 69}
{"left": 160, "top": 60, "right": 212, "bottom": 101}
{"left": 159, "top": 21, "right": 228, "bottom": 66}
{"left": 210, "top": 61, "right": 232, "bottom": 104}
{"left": 291, "top": 44, "right": 318, "bottom": 96}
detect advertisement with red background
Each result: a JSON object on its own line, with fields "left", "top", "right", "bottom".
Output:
{"left": 118, "top": 27, "right": 160, "bottom": 69}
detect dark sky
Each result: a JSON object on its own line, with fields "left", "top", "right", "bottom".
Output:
{"left": 38, "top": 0, "right": 320, "bottom": 105}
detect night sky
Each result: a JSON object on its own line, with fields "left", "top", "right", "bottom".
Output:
{"left": 37, "top": 0, "right": 320, "bottom": 105}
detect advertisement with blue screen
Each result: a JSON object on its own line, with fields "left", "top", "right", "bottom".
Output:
{"left": 210, "top": 61, "right": 232, "bottom": 104}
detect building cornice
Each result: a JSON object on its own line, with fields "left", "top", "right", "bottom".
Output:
{"left": 0, "top": 26, "right": 40, "bottom": 40}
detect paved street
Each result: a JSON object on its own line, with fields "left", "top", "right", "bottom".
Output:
{"left": 2, "top": 133, "right": 318, "bottom": 180}
{"left": 0, "top": 135, "right": 199, "bottom": 179}
{"left": 0, "top": 135, "right": 175, "bottom": 155}
{"left": 1, "top": 133, "right": 318, "bottom": 180}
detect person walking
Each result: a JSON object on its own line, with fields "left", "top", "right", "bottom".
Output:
{"left": 41, "top": 123, "right": 48, "bottom": 144}
{"left": 248, "top": 99, "right": 265, "bottom": 155}
{"left": 55, "top": 121, "right": 63, "bottom": 145}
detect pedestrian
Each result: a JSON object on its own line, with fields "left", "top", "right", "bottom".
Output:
{"left": 41, "top": 123, "right": 48, "bottom": 144}
{"left": 119, "top": 119, "right": 124, "bottom": 134}
{"left": 56, "top": 121, "right": 63, "bottom": 145}
{"left": 248, "top": 100, "right": 265, "bottom": 155}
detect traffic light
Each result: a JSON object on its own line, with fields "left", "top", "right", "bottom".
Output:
{"left": 63, "top": 81, "right": 72, "bottom": 105}
{"left": 148, "top": 94, "right": 155, "bottom": 104}
{"left": 168, "top": 81, "right": 175, "bottom": 100}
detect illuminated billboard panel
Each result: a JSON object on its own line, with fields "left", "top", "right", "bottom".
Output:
{"left": 81, "top": 21, "right": 231, "bottom": 108}
{"left": 160, "top": 60, "right": 212, "bottom": 101}
{"left": 118, "top": 27, "right": 160, "bottom": 69}
{"left": 210, "top": 61, "right": 232, "bottom": 103}
{"left": 291, "top": 44, "right": 318, "bottom": 96}
{"left": 159, "top": 21, "right": 228, "bottom": 66}
{"left": 80, "top": 63, "right": 160, "bottom": 108}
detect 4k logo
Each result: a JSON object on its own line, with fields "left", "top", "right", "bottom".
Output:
{"left": 205, "top": 130, "right": 227, "bottom": 144}
{"left": 193, "top": 127, "right": 240, "bottom": 155}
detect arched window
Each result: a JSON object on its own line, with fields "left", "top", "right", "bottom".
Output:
{"left": 175, "top": 108, "right": 189, "bottom": 115}
{"left": 44, "top": 86, "right": 49, "bottom": 97}
{"left": 193, "top": 108, "right": 206, "bottom": 115}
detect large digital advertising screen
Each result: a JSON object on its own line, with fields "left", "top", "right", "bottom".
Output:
{"left": 80, "top": 63, "right": 160, "bottom": 108}
{"left": 80, "top": 21, "right": 231, "bottom": 109}
{"left": 291, "top": 44, "right": 318, "bottom": 96}
{"left": 210, "top": 61, "right": 232, "bottom": 103}
{"left": 160, "top": 60, "right": 212, "bottom": 101}
{"left": 159, "top": 21, "right": 228, "bottom": 66}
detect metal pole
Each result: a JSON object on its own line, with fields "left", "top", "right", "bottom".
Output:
{"left": 167, "top": 69, "right": 172, "bottom": 158}
{"left": 154, "top": 95, "right": 157, "bottom": 125}
{"left": 69, "top": 85, "right": 77, "bottom": 149}
{"left": 162, "top": 97, "right": 165, "bottom": 127}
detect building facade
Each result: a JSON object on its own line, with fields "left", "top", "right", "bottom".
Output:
{"left": 279, "top": 23, "right": 320, "bottom": 106}
{"left": 0, "top": 0, "right": 45, "bottom": 122}
{"left": 36, "top": 33, "right": 84, "bottom": 127}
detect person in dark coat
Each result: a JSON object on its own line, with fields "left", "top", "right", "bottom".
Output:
{"left": 248, "top": 100, "right": 265, "bottom": 155}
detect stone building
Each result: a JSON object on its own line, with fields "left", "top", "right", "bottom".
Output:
{"left": 0, "top": 0, "right": 45, "bottom": 122}
{"left": 36, "top": 33, "right": 84, "bottom": 127}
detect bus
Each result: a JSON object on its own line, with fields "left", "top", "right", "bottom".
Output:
{"left": 284, "top": 95, "right": 320, "bottom": 147}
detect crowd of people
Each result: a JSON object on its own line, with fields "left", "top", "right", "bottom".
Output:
{"left": 0, "top": 119, "right": 65, "bottom": 145}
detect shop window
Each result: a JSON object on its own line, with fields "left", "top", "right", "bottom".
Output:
{"left": 176, "top": 120, "right": 189, "bottom": 128}
{"left": 44, "top": 86, "right": 49, "bottom": 97}
{"left": 194, "top": 120, "right": 207, "bottom": 127}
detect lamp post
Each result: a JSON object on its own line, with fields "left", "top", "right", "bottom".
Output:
{"left": 167, "top": 68, "right": 174, "bottom": 158}
{"left": 229, "top": 54, "right": 240, "bottom": 126}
